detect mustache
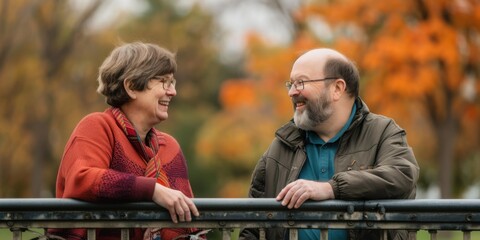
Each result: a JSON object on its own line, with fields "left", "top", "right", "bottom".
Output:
{"left": 292, "top": 96, "right": 307, "bottom": 104}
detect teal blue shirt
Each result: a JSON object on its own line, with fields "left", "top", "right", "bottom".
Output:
{"left": 297, "top": 103, "right": 356, "bottom": 240}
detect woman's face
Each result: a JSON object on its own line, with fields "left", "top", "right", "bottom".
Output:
{"left": 131, "top": 74, "right": 177, "bottom": 127}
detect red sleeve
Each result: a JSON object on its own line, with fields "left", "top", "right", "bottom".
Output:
{"left": 57, "top": 113, "right": 156, "bottom": 202}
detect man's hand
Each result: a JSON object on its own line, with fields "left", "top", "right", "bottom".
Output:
{"left": 276, "top": 180, "right": 334, "bottom": 209}
{"left": 152, "top": 183, "right": 200, "bottom": 223}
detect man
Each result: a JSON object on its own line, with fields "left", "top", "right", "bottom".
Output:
{"left": 239, "top": 48, "right": 419, "bottom": 240}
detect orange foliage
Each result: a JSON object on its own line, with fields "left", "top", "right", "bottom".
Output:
{"left": 200, "top": 0, "right": 480, "bottom": 197}
{"left": 332, "top": 38, "right": 364, "bottom": 62}
{"left": 195, "top": 109, "right": 277, "bottom": 169}
{"left": 303, "top": 0, "right": 412, "bottom": 29}
{"left": 197, "top": 33, "right": 308, "bottom": 172}
{"left": 474, "top": 6, "right": 480, "bottom": 29}
{"left": 217, "top": 178, "right": 250, "bottom": 198}
{"left": 302, "top": 1, "right": 480, "bottom": 194}
{"left": 244, "top": 31, "right": 323, "bottom": 120}
{"left": 219, "top": 79, "right": 258, "bottom": 111}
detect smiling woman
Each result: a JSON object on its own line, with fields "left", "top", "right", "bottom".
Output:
{"left": 47, "top": 42, "right": 202, "bottom": 240}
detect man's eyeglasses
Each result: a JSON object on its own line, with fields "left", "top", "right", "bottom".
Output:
{"left": 285, "top": 77, "right": 338, "bottom": 91}
{"left": 153, "top": 76, "right": 176, "bottom": 90}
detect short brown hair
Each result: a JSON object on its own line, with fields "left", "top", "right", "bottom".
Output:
{"left": 324, "top": 58, "right": 359, "bottom": 98}
{"left": 97, "top": 42, "right": 177, "bottom": 107}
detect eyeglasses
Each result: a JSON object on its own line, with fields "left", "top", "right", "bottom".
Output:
{"left": 153, "top": 76, "right": 176, "bottom": 90}
{"left": 285, "top": 77, "right": 338, "bottom": 91}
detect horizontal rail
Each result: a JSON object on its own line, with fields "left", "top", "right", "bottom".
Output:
{"left": 1, "top": 198, "right": 480, "bottom": 231}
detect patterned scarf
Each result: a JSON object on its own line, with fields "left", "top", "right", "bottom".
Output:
{"left": 111, "top": 107, "right": 169, "bottom": 187}
{"left": 110, "top": 107, "right": 197, "bottom": 240}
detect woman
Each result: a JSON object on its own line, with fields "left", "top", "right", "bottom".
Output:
{"left": 49, "top": 42, "right": 199, "bottom": 240}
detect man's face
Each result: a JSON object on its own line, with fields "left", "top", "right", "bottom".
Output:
{"left": 289, "top": 54, "right": 334, "bottom": 131}
{"left": 292, "top": 83, "right": 333, "bottom": 131}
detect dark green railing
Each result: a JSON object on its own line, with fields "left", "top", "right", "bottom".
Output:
{"left": 1, "top": 198, "right": 480, "bottom": 239}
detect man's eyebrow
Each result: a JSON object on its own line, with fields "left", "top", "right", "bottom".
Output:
{"left": 290, "top": 75, "right": 310, "bottom": 81}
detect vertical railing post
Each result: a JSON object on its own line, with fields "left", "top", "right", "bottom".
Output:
{"left": 407, "top": 230, "right": 417, "bottom": 240}
{"left": 289, "top": 228, "right": 298, "bottom": 240}
{"left": 10, "top": 228, "right": 22, "bottom": 240}
{"left": 259, "top": 228, "right": 266, "bottom": 240}
{"left": 121, "top": 229, "right": 130, "bottom": 240}
{"left": 429, "top": 230, "right": 437, "bottom": 240}
{"left": 87, "top": 229, "right": 96, "bottom": 240}
{"left": 320, "top": 229, "right": 328, "bottom": 240}
{"left": 463, "top": 230, "right": 471, "bottom": 240}
{"left": 381, "top": 229, "right": 388, "bottom": 240}
{"left": 221, "top": 228, "right": 231, "bottom": 240}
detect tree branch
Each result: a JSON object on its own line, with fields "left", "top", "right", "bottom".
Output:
{"left": 0, "top": 0, "right": 43, "bottom": 72}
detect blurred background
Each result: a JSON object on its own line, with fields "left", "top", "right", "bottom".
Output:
{"left": 0, "top": 0, "right": 479, "bottom": 201}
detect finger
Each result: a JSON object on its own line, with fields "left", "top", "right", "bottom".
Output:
{"left": 185, "top": 209, "right": 192, "bottom": 222}
{"left": 287, "top": 189, "right": 299, "bottom": 209}
{"left": 175, "top": 202, "right": 186, "bottom": 222}
{"left": 186, "top": 198, "right": 199, "bottom": 217}
{"left": 276, "top": 185, "right": 291, "bottom": 201}
{"left": 276, "top": 188, "right": 287, "bottom": 201}
{"left": 294, "top": 192, "right": 309, "bottom": 209}
{"left": 282, "top": 188, "right": 297, "bottom": 208}
{"left": 277, "top": 182, "right": 295, "bottom": 201}
{"left": 169, "top": 209, "right": 178, "bottom": 224}
{"left": 179, "top": 198, "right": 192, "bottom": 222}
{"left": 288, "top": 184, "right": 305, "bottom": 209}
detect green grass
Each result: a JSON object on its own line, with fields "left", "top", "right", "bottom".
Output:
{"left": 0, "top": 228, "right": 45, "bottom": 239}
{"left": 416, "top": 230, "right": 480, "bottom": 240}
{"left": 1, "top": 229, "right": 479, "bottom": 240}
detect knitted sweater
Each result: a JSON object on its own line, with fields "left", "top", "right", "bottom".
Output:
{"left": 50, "top": 109, "right": 194, "bottom": 240}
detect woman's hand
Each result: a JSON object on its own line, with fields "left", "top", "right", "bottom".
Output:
{"left": 152, "top": 183, "right": 200, "bottom": 223}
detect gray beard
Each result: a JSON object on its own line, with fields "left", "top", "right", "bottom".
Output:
{"left": 294, "top": 91, "right": 333, "bottom": 130}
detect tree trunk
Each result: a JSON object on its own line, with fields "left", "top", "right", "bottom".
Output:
{"left": 436, "top": 114, "right": 458, "bottom": 199}
{"left": 31, "top": 117, "right": 51, "bottom": 197}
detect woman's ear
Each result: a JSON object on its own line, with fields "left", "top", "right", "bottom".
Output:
{"left": 124, "top": 79, "right": 137, "bottom": 99}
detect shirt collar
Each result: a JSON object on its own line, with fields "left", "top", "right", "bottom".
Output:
{"left": 306, "top": 103, "right": 357, "bottom": 144}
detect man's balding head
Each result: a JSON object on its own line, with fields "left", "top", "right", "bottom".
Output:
{"left": 298, "top": 48, "right": 348, "bottom": 62}
{"left": 291, "top": 48, "right": 359, "bottom": 98}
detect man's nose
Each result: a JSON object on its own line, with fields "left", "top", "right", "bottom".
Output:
{"left": 288, "top": 85, "right": 300, "bottom": 97}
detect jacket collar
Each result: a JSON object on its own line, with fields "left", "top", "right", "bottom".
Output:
{"left": 349, "top": 97, "right": 370, "bottom": 131}
{"left": 275, "top": 120, "right": 306, "bottom": 149}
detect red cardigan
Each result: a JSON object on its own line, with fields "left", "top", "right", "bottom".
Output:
{"left": 50, "top": 109, "right": 194, "bottom": 240}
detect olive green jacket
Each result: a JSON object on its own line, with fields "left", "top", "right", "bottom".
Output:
{"left": 239, "top": 98, "right": 419, "bottom": 240}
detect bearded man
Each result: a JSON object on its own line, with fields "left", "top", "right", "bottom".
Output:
{"left": 239, "top": 48, "right": 419, "bottom": 240}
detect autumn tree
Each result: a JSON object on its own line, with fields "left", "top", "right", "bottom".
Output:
{"left": 0, "top": 0, "right": 110, "bottom": 197}
{"left": 197, "top": 0, "right": 480, "bottom": 199}
{"left": 194, "top": 43, "right": 307, "bottom": 198}
{"left": 193, "top": 0, "right": 325, "bottom": 197}
{"left": 302, "top": 0, "right": 480, "bottom": 198}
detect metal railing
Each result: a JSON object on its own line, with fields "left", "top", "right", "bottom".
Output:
{"left": 1, "top": 198, "right": 480, "bottom": 240}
